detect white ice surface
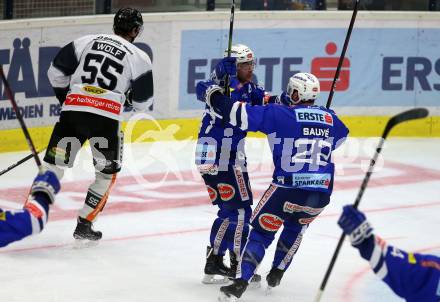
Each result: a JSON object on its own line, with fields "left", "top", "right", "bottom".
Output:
{"left": 0, "top": 138, "right": 439, "bottom": 302}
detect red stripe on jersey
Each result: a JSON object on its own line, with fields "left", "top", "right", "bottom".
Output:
{"left": 65, "top": 94, "right": 121, "bottom": 115}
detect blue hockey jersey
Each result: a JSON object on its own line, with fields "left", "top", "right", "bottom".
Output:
{"left": 196, "top": 77, "right": 266, "bottom": 167}
{"left": 206, "top": 93, "right": 349, "bottom": 193}
{"left": 358, "top": 235, "right": 440, "bottom": 302}
{"left": 0, "top": 194, "right": 49, "bottom": 248}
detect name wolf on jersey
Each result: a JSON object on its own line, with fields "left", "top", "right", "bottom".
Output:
{"left": 92, "top": 42, "right": 126, "bottom": 60}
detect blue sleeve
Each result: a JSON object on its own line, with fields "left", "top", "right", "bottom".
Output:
{"left": 355, "top": 235, "right": 440, "bottom": 301}
{"left": 244, "top": 104, "right": 277, "bottom": 134}
{"left": 210, "top": 93, "right": 277, "bottom": 134}
{"left": 0, "top": 209, "right": 33, "bottom": 248}
{"left": 332, "top": 114, "right": 349, "bottom": 149}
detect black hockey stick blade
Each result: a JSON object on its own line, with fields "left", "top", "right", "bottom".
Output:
{"left": 0, "top": 150, "right": 42, "bottom": 177}
{"left": 314, "top": 107, "right": 429, "bottom": 302}
{"left": 382, "top": 108, "right": 429, "bottom": 139}
{"left": 0, "top": 66, "right": 43, "bottom": 172}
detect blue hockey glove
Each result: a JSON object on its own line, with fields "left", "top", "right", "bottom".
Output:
{"left": 30, "top": 170, "right": 61, "bottom": 204}
{"left": 196, "top": 80, "right": 224, "bottom": 107}
{"left": 278, "top": 91, "right": 294, "bottom": 107}
{"left": 338, "top": 205, "right": 373, "bottom": 246}
{"left": 212, "top": 57, "right": 237, "bottom": 85}
{"left": 250, "top": 86, "right": 265, "bottom": 105}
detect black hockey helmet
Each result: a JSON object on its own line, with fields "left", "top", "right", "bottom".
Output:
{"left": 113, "top": 7, "right": 143, "bottom": 35}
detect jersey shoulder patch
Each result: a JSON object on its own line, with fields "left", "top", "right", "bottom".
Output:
{"left": 295, "top": 107, "right": 334, "bottom": 126}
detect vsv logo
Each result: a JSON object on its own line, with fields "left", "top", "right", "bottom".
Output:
{"left": 0, "top": 37, "right": 153, "bottom": 101}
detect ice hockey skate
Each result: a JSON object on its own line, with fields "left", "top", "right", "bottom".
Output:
{"left": 218, "top": 278, "right": 248, "bottom": 302}
{"left": 265, "top": 267, "right": 285, "bottom": 295}
{"left": 228, "top": 252, "right": 261, "bottom": 289}
{"left": 73, "top": 217, "right": 102, "bottom": 247}
{"left": 202, "top": 246, "right": 230, "bottom": 284}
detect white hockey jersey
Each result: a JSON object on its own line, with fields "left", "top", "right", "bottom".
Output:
{"left": 48, "top": 34, "right": 153, "bottom": 120}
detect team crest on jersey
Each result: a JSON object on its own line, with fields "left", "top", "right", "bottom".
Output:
{"left": 295, "top": 108, "right": 334, "bottom": 126}
{"left": 82, "top": 85, "right": 107, "bottom": 95}
{"left": 217, "top": 183, "right": 235, "bottom": 201}
{"left": 258, "top": 213, "right": 283, "bottom": 232}
{"left": 206, "top": 185, "right": 217, "bottom": 202}
{"left": 0, "top": 211, "right": 5, "bottom": 221}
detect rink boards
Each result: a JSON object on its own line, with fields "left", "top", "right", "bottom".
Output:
{"left": 1, "top": 11, "right": 440, "bottom": 152}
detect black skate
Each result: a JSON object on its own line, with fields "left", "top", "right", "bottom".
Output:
{"left": 202, "top": 246, "right": 230, "bottom": 284}
{"left": 265, "top": 267, "right": 285, "bottom": 295}
{"left": 73, "top": 217, "right": 102, "bottom": 241}
{"left": 218, "top": 278, "right": 248, "bottom": 302}
{"left": 228, "top": 251, "right": 261, "bottom": 289}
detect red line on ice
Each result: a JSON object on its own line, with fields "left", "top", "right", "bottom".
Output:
{"left": 0, "top": 158, "right": 439, "bottom": 222}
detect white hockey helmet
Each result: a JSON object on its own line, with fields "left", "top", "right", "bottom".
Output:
{"left": 224, "top": 44, "right": 255, "bottom": 65}
{"left": 287, "top": 72, "right": 320, "bottom": 104}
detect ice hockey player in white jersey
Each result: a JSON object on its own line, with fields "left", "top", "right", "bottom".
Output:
{"left": 43, "top": 7, "right": 153, "bottom": 241}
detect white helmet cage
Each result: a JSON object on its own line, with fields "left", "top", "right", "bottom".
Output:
{"left": 287, "top": 72, "right": 320, "bottom": 105}
{"left": 224, "top": 44, "right": 255, "bottom": 66}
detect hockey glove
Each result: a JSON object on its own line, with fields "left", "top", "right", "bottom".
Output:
{"left": 30, "top": 170, "right": 61, "bottom": 204}
{"left": 278, "top": 91, "right": 294, "bottom": 107}
{"left": 250, "top": 85, "right": 266, "bottom": 106}
{"left": 338, "top": 205, "right": 373, "bottom": 246}
{"left": 196, "top": 81, "right": 224, "bottom": 107}
{"left": 212, "top": 57, "right": 237, "bottom": 85}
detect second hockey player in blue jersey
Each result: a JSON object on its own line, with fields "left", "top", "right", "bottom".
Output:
{"left": 196, "top": 44, "right": 269, "bottom": 284}
{"left": 338, "top": 205, "right": 440, "bottom": 302}
{"left": 0, "top": 170, "right": 60, "bottom": 248}
{"left": 196, "top": 72, "right": 349, "bottom": 300}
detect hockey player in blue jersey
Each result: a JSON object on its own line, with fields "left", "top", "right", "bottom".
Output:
{"left": 0, "top": 170, "right": 60, "bottom": 248}
{"left": 196, "top": 44, "right": 269, "bottom": 284}
{"left": 196, "top": 72, "right": 349, "bottom": 300}
{"left": 338, "top": 205, "right": 440, "bottom": 302}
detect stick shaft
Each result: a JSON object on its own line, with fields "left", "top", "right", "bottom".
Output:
{"left": 326, "top": 0, "right": 359, "bottom": 109}
{"left": 0, "top": 66, "right": 42, "bottom": 171}
{"left": 224, "top": 0, "right": 235, "bottom": 97}
{"left": 0, "top": 152, "right": 37, "bottom": 176}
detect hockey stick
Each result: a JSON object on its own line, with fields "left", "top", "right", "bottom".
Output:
{"left": 0, "top": 150, "right": 42, "bottom": 177}
{"left": 224, "top": 0, "right": 235, "bottom": 98}
{"left": 0, "top": 66, "right": 43, "bottom": 173}
{"left": 313, "top": 107, "right": 429, "bottom": 302}
{"left": 326, "top": 0, "right": 360, "bottom": 109}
